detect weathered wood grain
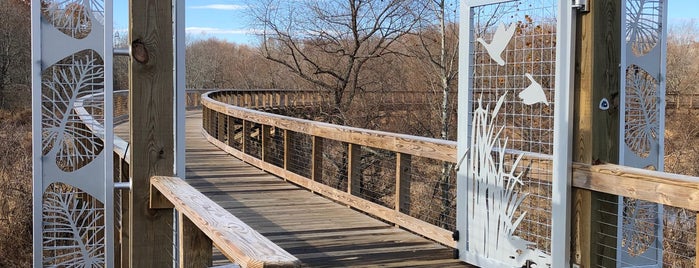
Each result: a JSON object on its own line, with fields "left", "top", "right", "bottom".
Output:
{"left": 571, "top": 1, "right": 622, "bottom": 266}
{"left": 396, "top": 153, "right": 411, "bottom": 214}
{"left": 128, "top": 0, "right": 175, "bottom": 266}
{"left": 572, "top": 163, "right": 699, "bottom": 211}
{"left": 151, "top": 176, "right": 300, "bottom": 268}
{"left": 179, "top": 212, "right": 213, "bottom": 268}
{"left": 202, "top": 129, "right": 457, "bottom": 248}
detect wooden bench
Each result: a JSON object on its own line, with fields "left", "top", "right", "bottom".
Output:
{"left": 150, "top": 176, "right": 300, "bottom": 268}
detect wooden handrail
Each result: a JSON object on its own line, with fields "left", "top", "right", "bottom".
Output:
{"left": 150, "top": 176, "right": 301, "bottom": 268}
{"left": 203, "top": 92, "right": 456, "bottom": 162}
{"left": 203, "top": 90, "right": 699, "bottom": 212}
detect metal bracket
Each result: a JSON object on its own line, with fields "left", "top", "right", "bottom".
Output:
{"left": 452, "top": 230, "right": 460, "bottom": 241}
{"left": 114, "top": 180, "right": 132, "bottom": 190}
{"left": 572, "top": 0, "right": 589, "bottom": 12}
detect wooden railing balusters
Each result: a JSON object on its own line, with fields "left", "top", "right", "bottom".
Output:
{"left": 242, "top": 120, "right": 249, "bottom": 154}
{"left": 348, "top": 144, "right": 361, "bottom": 196}
{"left": 395, "top": 153, "right": 411, "bottom": 214}
{"left": 261, "top": 125, "right": 271, "bottom": 162}
{"left": 311, "top": 136, "right": 323, "bottom": 182}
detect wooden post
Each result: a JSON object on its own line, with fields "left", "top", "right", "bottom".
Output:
{"left": 347, "top": 144, "right": 361, "bottom": 195}
{"left": 283, "top": 130, "right": 291, "bottom": 171}
{"left": 178, "top": 212, "right": 212, "bottom": 268}
{"left": 218, "top": 112, "right": 226, "bottom": 141}
{"left": 261, "top": 125, "right": 271, "bottom": 162}
{"left": 572, "top": 1, "right": 621, "bottom": 267}
{"left": 227, "top": 116, "right": 236, "bottom": 148}
{"left": 242, "top": 120, "right": 249, "bottom": 154}
{"left": 395, "top": 153, "right": 411, "bottom": 214}
{"left": 311, "top": 136, "right": 323, "bottom": 182}
{"left": 128, "top": 0, "right": 175, "bottom": 266}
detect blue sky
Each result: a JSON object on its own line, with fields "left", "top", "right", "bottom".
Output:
{"left": 114, "top": 1, "right": 699, "bottom": 45}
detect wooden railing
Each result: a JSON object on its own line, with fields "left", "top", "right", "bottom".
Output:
{"left": 202, "top": 90, "right": 699, "bottom": 266}
{"left": 203, "top": 91, "right": 461, "bottom": 247}
{"left": 83, "top": 88, "right": 699, "bottom": 266}
{"left": 81, "top": 89, "right": 312, "bottom": 267}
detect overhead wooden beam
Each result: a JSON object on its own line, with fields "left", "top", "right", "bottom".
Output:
{"left": 128, "top": 0, "right": 175, "bottom": 266}
{"left": 572, "top": 0, "right": 622, "bottom": 267}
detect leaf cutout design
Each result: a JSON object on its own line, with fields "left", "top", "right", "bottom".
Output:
{"left": 467, "top": 93, "right": 551, "bottom": 266}
{"left": 42, "top": 183, "right": 105, "bottom": 267}
{"left": 624, "top": 65, "right": 659, "bottom": 159}
{"left": 626, "top": 0, "right": 662, "bottom": 57}
{"left": 621, "top": 198, "right": 658, "bottom": 256}
{"left": 42, "top": 50, "right": 105, "bottom": 172}
{"left": 41, "top": 0, "right": 105, "bottom": 39}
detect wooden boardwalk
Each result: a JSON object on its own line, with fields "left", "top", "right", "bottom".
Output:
{"left": 117, "top": 110, "right": 468, "bottom": 267}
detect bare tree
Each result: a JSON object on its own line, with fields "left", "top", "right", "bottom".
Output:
{"left": 404, "top": 0, "right": 459, "bottom": 228}
{"left": 250, "top": 0, "right": 420, "bottom": 124}
{"left": 0, "top": 0, "right": 31, "bottom": 109}
{"left": 666, "top": 21, "right": 699, "bottom": 107}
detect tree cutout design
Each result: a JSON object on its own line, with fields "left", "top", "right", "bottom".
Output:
{"left": 621, "top": 198, "right": 658, "bottom": 256}
{"left": 41, "top": 0, "right": 105, "bottom": 39}
{"left": 467, "top": 93, "right": 551, "bottom": 267}
{"left": 42, "top": 183, "right": 105, "bottom": 267}
{"left": 624, "top": 65, "right": 659, "bottom": 159}
{"left": 42, "top": 51, "right": 105, "bottom": 172}
{"left": 626, "top": 0, "right": 662, "bottom": 57}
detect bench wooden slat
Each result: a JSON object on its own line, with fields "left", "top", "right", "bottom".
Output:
{"left": 150, "top": 176, "right": 300, "bottom": 268}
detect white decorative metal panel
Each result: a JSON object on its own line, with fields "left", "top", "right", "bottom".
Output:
{"left": 32, "top": 0, "right": 114, "bottom": 267}
{"left": 457, "top": 0, "right": 575, "bottom": 267}
{"left": 617, "top": 0, "right": 668, "bottom": 267}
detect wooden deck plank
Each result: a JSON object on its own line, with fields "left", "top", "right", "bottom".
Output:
{"left": 116, "top": 110, "right": 469, "bottom": 267}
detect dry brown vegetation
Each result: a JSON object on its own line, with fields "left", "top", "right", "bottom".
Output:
{"left": 1, "top": 0, "right": 699, "bottom": 265}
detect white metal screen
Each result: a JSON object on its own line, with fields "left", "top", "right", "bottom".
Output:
{"left": 617, "top": 0, "right": 668, "bottom": 267}
{"left": 31, "top": 0, "right": 114, "bottom": 267}
{"left": 457, "top": 0, "right": 575, "bottom": 267}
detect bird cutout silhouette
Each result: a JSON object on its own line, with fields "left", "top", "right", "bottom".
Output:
{"left": 476, "top": 22, "right": 516, "bottom": 66}
{"left": 519, "top": 73, "right": 549, "bottom": 106}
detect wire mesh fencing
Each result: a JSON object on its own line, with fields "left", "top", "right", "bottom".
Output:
{"left": 201, "top": 92, "right": 461, "bottom": 248}
{"left": 593, "top": 197, "right": 697, "bottom": 268}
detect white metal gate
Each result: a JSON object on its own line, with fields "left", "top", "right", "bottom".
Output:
{"left": 456, "top": 0, "right": 576, "bottom": 267}
{"left": 31, "top": 0, "right": 114, "bottom": 267}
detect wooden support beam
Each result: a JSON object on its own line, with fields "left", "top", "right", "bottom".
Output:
{"left": 572, "top": 0, "right": 622, "bottom": 267}
{"left": 178, "top": 212, "right": 213, "bottom": 268}
{"left": 283, "top": 130, "right": 291, "bottom": 171}
{"left": 312, "top": 136, "right": 323, "bottom": 182}
{"left": 129, "top": 0, "right": 175, "bottom": 266}
{"left": 242, "top": 120, "right": 249, "bottom": 154}
{"left": 218, "top": 112, "right": 226, "bottom": 141}
{"left": 227, "top": 115, "right": 235, "bottom": 148}
{"left": 261, "top": 125, "right": 271, "bottom": 162}
{"left": 395, "top": 153, "right": 411, "bottom": 214}
{"left": 348, "top": 144, "right": 361, "bottom": 196}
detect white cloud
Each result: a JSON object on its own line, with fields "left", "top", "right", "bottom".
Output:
{"left": 186, "top": 27, "right": 259, "bottom": 35}
{"left": 190, "top": 4, "right": 247, "bottom": 11}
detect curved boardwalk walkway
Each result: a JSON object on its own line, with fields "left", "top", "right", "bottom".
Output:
{"left": 117, "top": 110, "right": 468, "bottom": 267}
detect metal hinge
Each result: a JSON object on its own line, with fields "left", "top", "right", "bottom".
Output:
{"left": 572, "top": 0, "right": 589, "bottom": 12}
